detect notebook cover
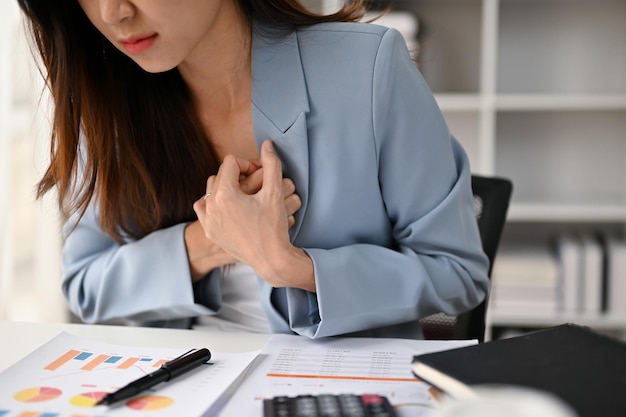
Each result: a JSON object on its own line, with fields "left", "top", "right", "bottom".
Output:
{"left": 412, "top": 323, "right": 626, "bottom": 417}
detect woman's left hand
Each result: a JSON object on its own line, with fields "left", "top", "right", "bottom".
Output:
{"left": 193, "top": 140, "right": 315, "bottom": 292}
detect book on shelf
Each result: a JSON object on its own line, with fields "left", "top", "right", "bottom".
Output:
{"left": 554, "top": 234, "right": 583, "bottom": 313}
{"left": 580, "top": 233, "right": 604, "bottom": 314}
{"left": 411, "top": 323, "right": 626, "bottom": 417}
{"left": 605, "top": 236, "right": 626, "bottom": 317}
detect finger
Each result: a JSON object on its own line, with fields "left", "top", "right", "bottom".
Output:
{"left": 193, "top": 177, "right": 213, "bottom": 230}
{"left": 193, "top": 197, "right": 206, "bottom": 224}
{"left": 232, "top": 155, "right": 261, "bottom": 178}
{"left": 240, "top": 167, "right": 264, "bottom": 195}
{"left": 260, "top": 140, "right": 283, "bottom": 198}
{"left": 195, "top": 175, "right": 216, "bottom": 215}
{"left": 217, "top": 155, "right": 260, "bottom": 190}
{"left": 281, "top": 178, "right": 296, "bottom": 197}
{"left": 205, "top": 175, "right": 216, "bottom": 197}
{"left": 287, "top": 215, "right": 296, "bottom": 229}
{"left": 285, "top": 193, "right": 301, "bottom": 217}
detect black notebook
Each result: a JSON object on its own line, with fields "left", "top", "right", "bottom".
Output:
{"left": 412, "top": 323, "right": 626, "bottom": 417}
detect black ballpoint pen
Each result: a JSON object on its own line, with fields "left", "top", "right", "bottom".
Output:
{"left": 95, "top": 347, "right": 211, "bottom": 406}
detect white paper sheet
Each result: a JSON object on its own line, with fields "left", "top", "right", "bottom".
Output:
{"left": 220, "top": 334, "right": 476, "bottom": 417}
{"left": 0, "top": 332, "right": 259, "bottom": 417}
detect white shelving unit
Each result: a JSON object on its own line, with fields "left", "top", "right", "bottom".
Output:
{"left": 315, "top": 0, "right": 626, "bottom": 338}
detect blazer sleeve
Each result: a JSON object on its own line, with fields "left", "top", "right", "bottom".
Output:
{"left": 278, "top": 28, "right": 490, "bottom": 338}
{"left": 61, "top": 204, "right": 218, "bottom": 324}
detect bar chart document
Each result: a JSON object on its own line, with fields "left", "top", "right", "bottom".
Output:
{"left": 0, "top": 332, "right": 258, "bottom": 417}
{"left": 220, "top": 334, "right": 475, "bottom": 417}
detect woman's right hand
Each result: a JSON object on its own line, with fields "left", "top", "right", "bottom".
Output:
{"left": 185, "top": 160, "right": 301, "bottom": 282}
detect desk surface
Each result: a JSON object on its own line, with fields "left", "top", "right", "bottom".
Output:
{"left": 0, "top": 320, "right": 270, "bottom": 372}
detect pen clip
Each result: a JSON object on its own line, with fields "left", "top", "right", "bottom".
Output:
{"left": 166, "top": 348, "right": 197, "bottom": 364}
{"left": 161, "top": 347, "right": 211, "bottom": 379}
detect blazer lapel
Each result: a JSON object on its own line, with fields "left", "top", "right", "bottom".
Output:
{"left": 251, "top": 26, "right": 310, "bottom": 241}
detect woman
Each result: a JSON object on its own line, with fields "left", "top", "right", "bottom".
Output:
{"left": 17, "top": 0, "right": 489, "bottom": 338}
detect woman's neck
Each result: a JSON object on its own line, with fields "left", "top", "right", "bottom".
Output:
{"left": 178, "top": 5, "right": 252, "bottom": 114}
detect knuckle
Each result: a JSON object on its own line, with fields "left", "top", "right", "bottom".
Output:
{"left": 289, "top": 193, "right": 302, "bottom": 208}
{"left": 283, "top": 178, "right": 296, "bottom": 193}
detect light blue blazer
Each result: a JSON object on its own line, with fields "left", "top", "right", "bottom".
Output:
{"left": 62, "top": 21, "right": 490, "bottom": 339}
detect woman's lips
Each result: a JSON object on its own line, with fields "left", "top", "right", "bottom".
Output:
{"left": 121, "top": 34, "right": 157, "bottom": 54}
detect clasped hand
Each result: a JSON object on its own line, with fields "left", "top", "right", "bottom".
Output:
{"left": 192, "top": 140, "right": 315, "bottom": 292}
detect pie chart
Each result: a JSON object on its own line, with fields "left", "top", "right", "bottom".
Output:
{"left": 69, "top": 391, "right": 108, "bottom": 407}
{"left": 126, "top": 395, "right": 174, "bottom": 411}
{"left": 13, "top": 386, "right": 62, "bottom": 402}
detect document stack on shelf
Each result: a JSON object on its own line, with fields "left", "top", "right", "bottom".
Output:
{"left": 491, "top": 232, "right": 626, "bottom": 319}
{"left": 490, "top": 243, "right": 560, "bottom": 315}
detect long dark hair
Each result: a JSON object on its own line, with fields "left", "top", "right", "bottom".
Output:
{"left": 17, "top": 0, "right": 367, "bottom": 241}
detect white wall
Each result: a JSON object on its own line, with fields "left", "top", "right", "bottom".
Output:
{"left": 0, "top": 2, "right": 66, "bottom": 322}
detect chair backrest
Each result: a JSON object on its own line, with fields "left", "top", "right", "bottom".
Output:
{"left": 420, "top": 175, "right": 513, "bottom": 342}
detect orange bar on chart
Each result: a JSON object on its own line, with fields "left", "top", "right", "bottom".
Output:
{"left": 81, "top": 354, "right": 109, "bottom": 371}
{"left": 44, "top": 349, "right": 81, "bottom": 371}
{"left": 16, "top": 412, "right": 40, "bottom": 417}
{"left": 266, "top": 373, "right": 418, "bottom": 383}
{"left": 153, "top": 359, "right": 168, "bottom": 368}
{"left": 118, "top": 357, "right": 140, "bottom": 369}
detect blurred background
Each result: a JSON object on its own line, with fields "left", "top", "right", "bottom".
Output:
{"left": 2, "top": 0, "right": 626, "bottom": 341}
{"left": 0, "top": 2, "right": 65, "bottom": 323}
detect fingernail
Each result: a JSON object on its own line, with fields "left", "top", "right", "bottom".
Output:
{"left": 264, "top": 140, "right": 275, "bottom": 153}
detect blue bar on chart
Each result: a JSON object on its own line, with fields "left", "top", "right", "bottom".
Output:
{"left": 74, "top": 352, "right": 93, "bottom": 361}
{"left": 104, "top": 356, "right": 122, "bottom": 364}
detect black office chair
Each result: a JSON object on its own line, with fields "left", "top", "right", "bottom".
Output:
{"left": 420, "top": 175, "right": 513, "bottom": 342}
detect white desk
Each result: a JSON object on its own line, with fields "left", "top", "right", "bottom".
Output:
{"left": 0, "top": 320, "right": 269, "bottom": 372}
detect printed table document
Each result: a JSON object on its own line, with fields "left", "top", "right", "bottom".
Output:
{"left": 0, "top": 332, "right": 259, "bottom": 417}
{"left": 220, "top": 334, "right": 475, "bottom": 417}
